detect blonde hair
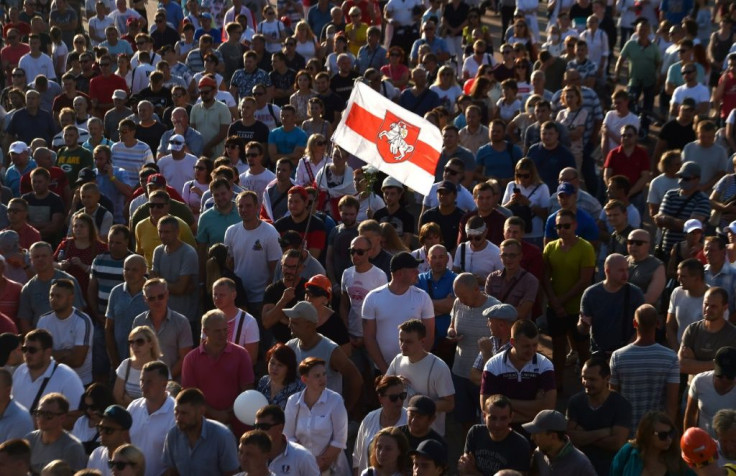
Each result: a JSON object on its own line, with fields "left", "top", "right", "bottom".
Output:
{"left": 128, "top": 326, "right": 163, "bottom": 361}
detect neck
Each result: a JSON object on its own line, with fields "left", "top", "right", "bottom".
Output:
{"left": 710, "top": 261, "right": 725, "bottom": 274}
{"left": 269, "top": 434, "right": 287, "bottom": 459}
{"left": 687, "top": 283, "right": 707, "bottom": 297}
{"left": 37, "top": 267, "right": 56, "bottom": 280}
{"left": 243, "top": 217, "right": 261, "bottom": 230}
{"left": 41, "top": 428, "right": 64, "bottom": 444}
{"left": 299, "top": 333, "right": 321, "bottom": 350}
{"left": 634, "top": 332, "right": 656, "bottom": 346}
{"left": 545, "top": 439, "right": 566, "bottom": 458}
{"left": 150, "top": 307, "right": 167, "bottom": 321}
{"left": 145, "top": 393, "right": 167, "bottom": 413}
{"left": 704, "top": 318, "right": 726, "bottom": 332}
{"left": 221, "top": 304, "right": 239, "bottom": 319}
{"left": 588, "top": 388, "right": 610, "bottom": 406}
{"left": 354, "top": 262, "right": 371, "bottom": 273}
{"left": 204, "top": 340, "right": 226, "bottom": 356}
{"left": 55, "top": 307, "right": 74, "bottom": 319}
{"left": 407, "top": 350, "right": 428, "bottom": 363}
{"left": 504, "top": 265, "right": 519, "bottom": 277}
{"left": 388, "top": 280, "right": 410, "bottom": 294}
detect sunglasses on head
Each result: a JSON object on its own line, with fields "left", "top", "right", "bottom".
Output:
{"left": 555, "top": 223, "right": 572, "bottom": 230}
{"left": 385, "top": 391, "right": 407, "bottom": 402}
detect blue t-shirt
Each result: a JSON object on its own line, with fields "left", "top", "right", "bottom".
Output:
{"left": 268, "top": 126, "right": 308, "bottom": 155}
{"left": 416, "top": 269, "right": 457, "bottom": 344}
{"left": 475, "top": 142, "right": 523, "bottom": 180}
{"left": 544, "top": 208, "right": 599, "bottom": 242}
{"left": 527, "top": 143, "right": 576, "bottom": 191}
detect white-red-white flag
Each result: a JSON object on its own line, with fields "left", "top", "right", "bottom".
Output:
{"left": 332, "top": 81, "right": 442, "bottom": 196}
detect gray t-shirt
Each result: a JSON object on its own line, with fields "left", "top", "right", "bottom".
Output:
{"left": 581, "top": 283, "right": 645, "bottom": 353}
{"left": 668, "top": 286, "right": 706, "bottom": 345}
{"left": 26, "top": 430, "right": 87, "bottom": 474}
{"left": 451, "top": 295, "right": 500, "bottom": 378}
{"left": 152, "top": 243, "right": 199, "bottom": 322}
{"left": 681, "top": 319, "right": 736, "bottom": 362}
{"left": 131, "top": 309, "right": 193, "bottom": 371}
{"left": 682, "top": 142, "right": 730, "bottom": 189}
{"left": 18, "top": 270, "right": 86, "bottom": 327}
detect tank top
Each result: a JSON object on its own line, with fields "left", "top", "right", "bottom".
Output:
{"left": 289, "top": 335, "right": 341, "bottom": 393}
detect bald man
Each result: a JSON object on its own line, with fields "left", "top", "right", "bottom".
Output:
{"left": 626, "top": 229, "right": 666, "bottom": 307}
{"left": 578, "top": 254, "right": 646, "bottom": 356}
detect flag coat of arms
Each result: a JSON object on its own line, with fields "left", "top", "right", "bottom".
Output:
{"left": 332, "top": 81, "right": 442, "bottom": 196}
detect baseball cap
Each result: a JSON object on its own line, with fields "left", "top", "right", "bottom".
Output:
{"left": 198, "top": 75, "right": 217, "bottom": 90}
{"left": 714, "top": 346, "right": 736, "bottom": 379}
{"left": 0, "top": 333, "right": 21, "bottom": 367}
{"left": 407, "top": 395, "right": 436, "bottom": 415}
{"left": 683, "top": 218, "right": 703, "bottom": 234}
{"left": 75, "top": 167, "right": 97, "bottom": 186}
{"left": 680, "top": 97, "right": 696, "bottom": 109}
{"left": 200, "top": 12, "right": 212, "bottom": 20}
{"left": 382, "top": 176, "right": 403, "bottom": 189}
{"left": 288, "top": 185, "right": 308, "bottom": 200}
{"left": 112, "top": 89, "right": 127, "bottom": 100}
{"left": 147, "top": 173, "right": 167, "bottom": 187}
{"left": 409, "top": 439, "right": 447, "bottom": 466}
{"left": 390, "top": 251, "right": 423, "bottom": 273}
{"left": 677, "top": 161, "right": 701, "bottom": 179}
{"left": 8, "top": 141, "right": 28, "bottom": 155}
{"left": 168, "top": 134, "right": 185, "bottom": 152}
{"left": 522, "top": 410, "right": 567, "bottom": 434}
{"left": 126, "top": 16, "right": 139, "bottom": 25}
{"left": 557, "top": 182, "right": 576, "bottom": 196}
{"left": 0, "top": 230, "right": 20, "bottom": 255}
{"left": 437, "top": 180, "right": 457, "bottom": 193}
{"left": 482, "top": 303, "right": 518, "bottom": 322}
{"left": 727, "top": 220, "right": 736, "bottom": 235}
{"left": 103, "top": 405, "right": 133, "bottom": 430}
{"left": 305, "top": 274, "right": 332, "bottom": 299}
{"left": 278, "top": 230, "right": 303, "bottom": 248}
{"left": 283, "top": 301, "right": 318, "bottom": 324}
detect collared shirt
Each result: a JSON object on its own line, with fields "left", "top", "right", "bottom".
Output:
{"left": 106, "top": 282, "right": 148, "bottom": 361}
{"left": 131, "top": 308, "right": 193, "bottom": 371}
{"left": 480, "top": 349, "right": 556, "bottom": 399}
{"left": 196, "top": 203, "right": 241, "bottom": 247}
{"left": 531, "top": 438, "right": 596, "bottom": 475}
{"left": 416, "top": 269, "right": 456, "bottom": 341}
{"left": 12, "top": 359, "right": 85, "bottom": 411}
{"left": 163, "top": 417, "right": 240, "bottom": 475}
{"left": 459, "top": 124, "right": 489, "bottom": 155}
{"left": 127, "top": 395, "right": 175, "bottom": 476}
{"left": 269, "top": 438, "right": 321, "bottom": 476}
{"left": 356, "top": 43, "right": 388, "bottom": 73}
{"left": 0, "top": 398, "right": 33, "bottom": 441}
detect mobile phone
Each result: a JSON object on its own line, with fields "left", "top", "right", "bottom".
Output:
{"left": 513, "top": 187, "right": 520, "bottom": 194}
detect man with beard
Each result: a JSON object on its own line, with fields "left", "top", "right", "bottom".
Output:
{"left": 262, "top": 249, "right": 308, "bottom": 344}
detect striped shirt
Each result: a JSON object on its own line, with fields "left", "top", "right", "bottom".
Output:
{"left": 609, "top": 343, "right": 680, "bottom": 433}
{"left": 658, "top": 189, "right": 710, "bottom": 254}
{"left": 110, "top": 140, "right": 154, "bottom": 187}
{"left": 37, "top": 308, "right": 94, "bottom": 385}
{"left": 551, "top": 85, "right": 603, "bottom": 144}
{"left": 90, "top": 251, "right": 129, "bottom": 315}
{"left": 481, "top": 349, "right": 556, "bottom": 400}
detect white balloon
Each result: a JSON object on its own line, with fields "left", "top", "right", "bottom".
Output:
{"left": 233, "top": 390, "right": 269, "bottom": 425}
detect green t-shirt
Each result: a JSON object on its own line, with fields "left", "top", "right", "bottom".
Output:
{"left": 57, "top": 146, "right": 93, "bottom": 184}
{"left": 543, "top": 237, "right": 596, "bottom": 315}
{"left": 620, "top": 39, "right": 661, "bottom": 88}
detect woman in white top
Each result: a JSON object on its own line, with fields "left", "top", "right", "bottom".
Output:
{"left": 326, "top": 34, "right": 356, "bottom": 76}
{"left": 411, "top": 223, "right": 443, "bottom": 274}
{"left": 296, "top": 134, "right": 330, "bottom": 186}
{"left": 294, "top": 20, "right": 322, "bottom": 61}
{"left": 502, "top": 158, "right": 551, "bottom": 247}
{"left": 113, "top": 326, "right": 164, "bottom": 406}
{"left": 259, "top": 5, "right": 288, "bottom": 53}
{"left": 314, "top": 146, "right": 356, "bottom": 220}
{"left": 181, "top": 157, "right": 214, "bottom": 221}
{"left": 354, "top": 167, "right": 386, "bottom": 221}
{"left": 117, "top": 54, "right": 133, "bottom": 89}
{"left": 556, "top": 85, "right": 588, "bottom": 174}
{"left": 353, "top": 376, "right": 408, "bottom": 475}
{"left": 289, "top": 70, "right": 317, "bottom": 124}
{"left": 361, "top": 427, "right": 411, "bottom": 476}
{"left": 430, "top": 65, "right": 463, "bottom": 113}
{"left": 71, "top": 383, "right": 115, "bottom": 455}
{"left": 284, "top": 357, "right": 351, "bottom": 476}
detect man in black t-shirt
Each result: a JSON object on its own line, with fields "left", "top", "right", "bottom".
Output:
{"left": 458, "top": 394, "right": 531, "bottom": 475}
{"left": 329, "top": 54, "right": 361, "bottom": 104}
{"left": 419, "top": 181, "right": 464, "bottom": 254}
{"left": 269, "top": 52, "right": 297, "bottom": 107}
{"left": 227, "top": 96, "right": 270, "bottom": 143}
{"left": 397, "top": 395, "right": 448, "bottom": 452}
{"left": 373, "top": 176, "right": 416, "bottom": 248}
{"left": 261, "top": 249, "right": 308, "bottom": 343}
{"left": 654, "top": 98, "right": 696, "bottom": 165}
{"left": 315, "top": 72, "right": 346, "bottom": 129}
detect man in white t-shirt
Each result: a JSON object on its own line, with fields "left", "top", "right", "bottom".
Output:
{"left": 362, "top": 252, "right": 435, "bottom": 374}
{"left": 239, "top": 141, "right": 276, "bottom": 204}
{"left": 667, "top": 258, "right": 708, "bottom": 351}
{"left": 341, "top": 235, "right": 388, "bottom": 339}
{"left": 36, "top": 279, "right": 93, "bottom": 385}
{"left": 601, "top": 89, "right": 640, "bottom": 158}
{"left": 670, "top": 62, "right": 710, "bottom": 118}
{"left": 453, "top": 215, "right": 502, "bottom": 285}
{"left": 386, "top": 319, "right": 455, "bottom": 436}
{"left": 212, "top": 277, "right": 259, "bottom": 362}
{"left": 156, "top": 133, "right": 198, "bottom": 194}
{"left": 223, "top": 190, "right": 282, "bottom": 314}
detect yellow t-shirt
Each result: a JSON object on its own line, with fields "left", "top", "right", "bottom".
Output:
{"left": 345, "top": 23, "right": 368, "bottom": 56}
{"left": 543, "top": 237, "right": 596, "bottom": 316}
{"left": 135, "top": 216, "right": 196, "bottom": 268}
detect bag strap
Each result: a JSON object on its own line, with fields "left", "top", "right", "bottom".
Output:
{"left": 303, "top": 157, "right": 316, "bottom": 184}
{"left": 30, "top": 361, "right": 58, "bottom": 414}
{"left": 124, "top": 359, "right": 131, "bottom": 385}
{"left": 620, "top": 284, "right": 631, "bottom": 346}
{"left": 460, "top": 242, "right": 466, "bottom": 271}
{"left": 235, "top": 310, "right": 246, "bottom": 345}
{"left": 500, "top": 270, "right": 527, "bottom": 302}
{"left": 528, "top": 183, "right": 542, "bottom": 199}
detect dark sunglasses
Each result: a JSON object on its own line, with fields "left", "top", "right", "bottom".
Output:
{"left": 128, "top": 337, "right": 146, "bottom": 346}
{"left": 21, "top": 345, "right": 40, "bottom": 354}
{"left": 682, "top": 69, "right": 695, "bottom": 75}
{"left": 108, "top": 461, "right": 135, "bottom": 470}
{"left": 555, "top": 223, "right": 572, "bottom": 230}
{"left": 515, "top": 172, "right": 530, "bottom": 178}
{"left": 246, "top": 152, "right": 260, "bottom": 157}
{"left": 627, "top": 239, "right": 647, "bottom": 246}
{"left": 149, "top": 203, "right": 166, "bottom": 209}
{"left": 385, "top": 392, "right": 407, "bottom": 402}
{"left": 254, "top": 422, "right": 275, "bottom": 430}
{"left": 32, "top": 410, "right": 63, "bottom": 419}
{"left": 169, "top": 140, "right": 183, "bottom": 146}
{"left": 654, "top": 429, "right": 675, "bottom": 441}
{"left": 349, "top": 248, "right": 367, "bottom": 256}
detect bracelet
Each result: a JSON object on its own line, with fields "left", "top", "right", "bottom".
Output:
{"left": 110, "top": 175, "right": 117, "bottom": 182}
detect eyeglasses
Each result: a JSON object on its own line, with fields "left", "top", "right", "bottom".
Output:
{"left": 21, "top": 345, "right": 40, "bottom": 354}
{"left": 555, "top": 223, "right": 573, "bottom": 230}
{"left": 99, "top": 62, "right": 111, "bottom": 67}
{"left": 349, "top": 248, "right": 368, "bottom": 256}
{"left": 145, "top": 293, "right": 166, "bottom": 302}
{"left": 315, "top": 140, "right": 326, "bottom": 146}
{"left": 253, "top": 422, "right": 275, "bottom": 430}
{"left": 246, "top": 152, "right": 260, "bottom": 157}
{"left": 97, "top": 425, "right": 121, "bottom": 435}
{"left": 149, "top": 202, "right": 166, "bottom": 209}
{"left": 128, "top": 337, "right": 146, "bottom": 346}
{"left": 627, "top": 239, "right": 648, "bottom": 246}
{"left": 226, "top": 144, "right": 240, "bottom": 149}
{"left": 32, "top": 410, "right": 63, "bottom": 419}
{"left": 385, "top": 391, "right": 407, "bottom": 402}
{"left": 515, "top": 172, "right": 530, "bottom": 178}
{"left": 654, "top": 429, "right": 675, "bottom": 441}
{"left": 108, "top": 461, "right": 135, "bottom": 470}
{"left": 444, "top": 168, "right": 459, "bottom": 176}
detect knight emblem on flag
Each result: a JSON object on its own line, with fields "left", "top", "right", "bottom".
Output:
{"left": 377, "top": 111, "right": 420, "bottom": 163}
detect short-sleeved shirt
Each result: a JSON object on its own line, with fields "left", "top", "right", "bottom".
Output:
{"left": 37, "top": 308, "right": 94, "bottom": 385}
{"left": 373, "top": 207, "right": 415, "bottom": 237}
{"left": 12, "top": 360, "right": 84, "bottom": 412}
{"left": 152, "top": 242, "right": 199, "bottom": 322}
{"left": 18, "top": 270, "right": 85, "bottom": 328}
{"left": 603, "top": 146, "right": 650, "bottom": 188}
{"left": 0, "top": 398, "right": 33, "bottom": 442}
{"left": 196, "top": 204, "right": 241, "bottom": 247}
{"left": 475, "top": 142, "right": 523, "bottom": 181}
{"left": 190, "top": 100, "right": 231, "bottom": 157}
{"left": 464, "top": 425, "right": 531, "bottom": 474}
{"left": 658, "top": 189, "right": 711, "bottom": 254}
{"left": 106, "top": 282, "right": 148, "bottom": 361}
{"left": 481, "top": 349, "right": 556, "bottom": 400}
{"left": 485, "top": 268, "right": 539, "bottom": 309}
{"left": 224, "top": 221, "right": 283, "bottom": 304}
{"left": 619, "top": 39, "right": 661, "bottom": 88}
{"left": 163, "top": 418, "right": 240, "bottom": 475}
{"left": 544, "top": 209, "right": 599, "bottom": 242}
{"left": 689, "top": 370, "right": 736, "bottom": 437}
{"left": 26, "top": 429, "right": 87, "bottom": 474}
{"left": 131, "top": 309, "right": 193, "bottom": 371}
{"left": 580, "top": 282, "right": 645, "bottom": 353}
{"left": 682, "top": 142, "right": 730, "bottom": 188}
{"left": 681, "top": 319, "right": 736, "bottom": 362}
{"left": 110, "top": 140, "right": 154, "bottom": 187}
{"left": 658, "top": 119, "right": 696, "bottom": 152}
{"left": 274, "top": 214, "right": 327, "bottom": 251}
{"left": 543, "top": 238, "right": 597, "bottom": 315}
{"left": 268, "top": 126, "right": 308, "bottom": 155}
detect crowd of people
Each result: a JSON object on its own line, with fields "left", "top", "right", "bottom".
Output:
{"left": 0, "top": 0, "right": 736, "bottom": 474}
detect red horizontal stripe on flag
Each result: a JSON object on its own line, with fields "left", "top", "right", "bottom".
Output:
{"left": 345, "top": 102, "right": 439, "bottom": 176}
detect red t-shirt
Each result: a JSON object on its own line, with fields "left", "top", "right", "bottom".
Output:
{"left": 0, "top": 278, "right": 21, "bottom": 326}
{"left": 719, "top": 72, "right": 736, "bottom": 119}
{"left": 13, "top": 223, "right": 41, "bottom": 250}
{"left": 3, "top": 23, "right": 31, "bottom": 39}
{"left": 603, "top": 145, "right": 651, "bottom": 188}
{"left": 0, "top": 43, "right": 30, "bottom": 69}
{"left": 88, "top": 74, "right": 128, "bottom": 113}
{"left": 20, "top": 166, "right": 69, "bottom": 198}
{"left": 53, "top": 238, "right": 108, "bottom": 295}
